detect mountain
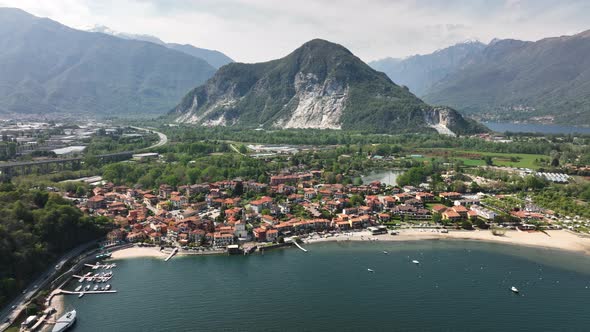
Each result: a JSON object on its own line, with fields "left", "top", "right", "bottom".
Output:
{"left": 422, "top": 31, "right": 590, "bottom": 125}
{"left": 369, "top": 41, "right": 486, "bottom": 96}
{"left": 0, "top": 8, "right": 216, "bottom": 118}
{"left": 88, "top": 25, "right": 234, "bottom": 69}
{"left": 172, "top": 39, "right": 485, "bottom": 135}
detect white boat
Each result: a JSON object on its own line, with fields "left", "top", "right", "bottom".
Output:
{"left": 93, "top": 285, "right": 98, "bottom": 291}
{"left": 74, "top": 286, "right": 82, "bottom": 292}
{"left": 105, "top": 284, "right": 111, "bottom": 291}
{"left": 51, "top": 309, "right": 76, "bottom": 332}
{"left": 383, "top": 251, "right": 388, "bottom": 254}
{"left": 84, "top": 285, "right": 90, "bottom": 291}
{"left": 78, "top": 293, "right": 84, "bottom": 298}
{"left": 412, "top": 260, "right": 420, "bottom": 264}
{"left": 367, "top": 268, "right": 375, "bottom": 273}
{"left": 511, "top": 286, "right": 519, "bottom": 293}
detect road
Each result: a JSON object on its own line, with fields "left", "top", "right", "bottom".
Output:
{"left": 130, "top": 126, "right": 168, "bottom": 151}
{"left": 0, "top": 241, "right": 98, "bottom": 331}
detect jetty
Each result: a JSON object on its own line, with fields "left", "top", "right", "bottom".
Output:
{"left": 73, "top": 274, "right": 112, "bottom": 283}
{"left": 85, "top": 263, "right": 117, "bottom": 270}
{"left": 59, "top": 289, "right": 117, "bottom": 295}
{"left": 290, "top": 240, "right": 308, "bottom": 252}
{"left": 165, "top": 247, "right": 179, "bottom": 261}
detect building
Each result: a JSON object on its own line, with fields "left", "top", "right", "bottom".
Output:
{"left": 470, "top": 205, "right": 497, "bottom": 220}
{"left": 87, "top": 195, "right": 106, "bottom": 210}
{"left": 213, "top": 232, "right": 234, "bottom": 247}
{"left": 266, "top": 229, "right": 279, "bottom": 242}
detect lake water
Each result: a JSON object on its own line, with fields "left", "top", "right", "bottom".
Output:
{"left": 485, "top": 122, "right": 590, "bottom": 135}
{"left": 64, "top": 241, "right": 590, "bottom": 332}
{"left": 361, "top": 170, "right": 403, "bottom": 186}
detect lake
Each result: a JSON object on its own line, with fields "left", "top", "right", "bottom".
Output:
{"left": 361, "top": 170, "right": 403, "bottom": 186}
{"left": 64, "top": 241, "right": 590, "bottom": 331}
{"left": 485, "top": 122, "right": 590, "bottom": 135}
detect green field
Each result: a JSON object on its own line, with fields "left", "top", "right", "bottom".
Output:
{"left": 412, "top": 148, "right": 546, "bottom": 169}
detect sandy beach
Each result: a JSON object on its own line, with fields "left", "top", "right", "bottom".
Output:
{"left": 304, "top": 229, "right": 590, "bottom": 255}
{"left": 110, "top": 246, "right": 168, "bottom": 259}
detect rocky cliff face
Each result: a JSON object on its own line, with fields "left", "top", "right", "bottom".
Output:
{"left": 172, "top": 39, "right": 486, "bottom": 134}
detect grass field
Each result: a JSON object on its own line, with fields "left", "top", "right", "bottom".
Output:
{"left": 411, "top": 148, "right": 546, "bottom": 169}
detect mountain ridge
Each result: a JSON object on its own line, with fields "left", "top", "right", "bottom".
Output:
{"left": 88, "top": 25, "right": 234, "bottom": 69}
{"left": 172, "top": 39, "right": 485, "bottom": 135}
{"left": 0, "top": 7, "right": 216, "bottom": 118}
{"left": 423, "top": 29, "right": 590, "bottom": 125}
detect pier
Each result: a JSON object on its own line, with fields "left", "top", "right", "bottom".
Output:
{"left": 84, "top": 263, "right": 117, "bottom": 270}
{"left": 291, "top": 240, "right": 308, "bottom": 252}
{"left": 59, "top": 290, "right": 117, "bottom": 295}
{"left": 73, "top": 274, "right": 113, "bottom": 283}
{"left": 165, "top": 248, "right": 179, "bottom": 262}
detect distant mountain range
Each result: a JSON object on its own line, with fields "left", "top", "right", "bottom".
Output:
{"left": 369, "top": 41, "right": 485, "bottom": 96}
{"left": 88, "top": 25, "right": 233, "bottom": 69}
{"left": 172, "top": 39, "right": 484, "bottom": 135}
{"left": 370, "top": 31, "right": 590, "bottom": 126}
{"left": 0, "top": 8, "right": 217, "bottom": 118}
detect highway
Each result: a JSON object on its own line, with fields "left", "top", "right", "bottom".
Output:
{"left": 130, "top": 126, "right": 168, "bottom": 150}
{"left": 0, "top": 241, "right": 98, "bottom": 331}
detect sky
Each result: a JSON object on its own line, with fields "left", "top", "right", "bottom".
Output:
{"left": 1, "top": 0, "right": 590, "bottom": 63}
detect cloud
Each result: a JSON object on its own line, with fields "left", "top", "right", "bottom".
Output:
{"left": 1, "top": 0, "right": 589, "bottom": 62}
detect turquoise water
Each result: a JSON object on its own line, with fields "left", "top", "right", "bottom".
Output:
{"left": 65, "top": 241, "right": 590, "bottom": 331}
{"left": 484, "top": 122, "right": 590, "bottom": 135}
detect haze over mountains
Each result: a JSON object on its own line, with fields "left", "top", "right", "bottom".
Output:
{"left": 0, "top": 8, "right": 218, "bottom": 118}
{"left": 172, "top": 39, "right": 483, "bottom": 134}
{"left": 88, "top": 25, "right": 234, "bottom": 69}
{"left": 370, "top": 31, "right": 590, "bottom": 126}
{"left": 0, "top": 7, "right": 588, "bottom": 129}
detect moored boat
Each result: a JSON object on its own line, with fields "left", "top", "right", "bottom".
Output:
{"left": 51, "top": 309, "right": 76, "bottom": 332}
{"left": 511, "top": 286, "right": 519, "bottom": 293}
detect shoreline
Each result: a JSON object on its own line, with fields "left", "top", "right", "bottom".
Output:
{"left": 303, "top": 229, "right": 590, "bottom": 255}
{"left": 107, "top": 230, "right": 590, "bottom": 260}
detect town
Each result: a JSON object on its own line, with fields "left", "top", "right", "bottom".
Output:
{"left": 78, "top": 169, "right": 571, "bottom": 253}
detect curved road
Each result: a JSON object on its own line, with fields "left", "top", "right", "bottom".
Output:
{"left": 130, "top": 126, "right": 168, "bottom": 151}
{"left": 0, "top": 241, "right": 98, "bottom": 331}
{"left": 0, "top": 126, "right": 168, "bottom": 331}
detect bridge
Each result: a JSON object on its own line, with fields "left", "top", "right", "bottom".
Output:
{"left": 0, "top": 126, "right": 167, "bottom": 179}
{"left": 0, "top": 151, "right": 132, "bottom": 177}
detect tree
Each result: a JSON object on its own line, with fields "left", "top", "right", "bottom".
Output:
{"left": 461, "top": 220, "right": 473, "bottom": 230}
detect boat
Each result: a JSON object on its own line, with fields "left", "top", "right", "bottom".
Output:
{"left": 367, "top": 268, "right": 375, "bottom": 273}
{"left": 105, "top": 284, "right": 111, "bottom": 291}
{"left": 383, "top": 251, "right": 388, "bottom": 254}
{"left": 511, "top": 286, "right": 519, "bottom": 293}
{"left": 51, "top": 309, "right": 76, "bottom": 332}
{"left": 78, "top": 293, "right": 84, "bottom": 298}
{"left": 84, "top": 285, "right": 90, "bottom": 291}
{"left": 93, "top": 285, "right": 98, "bottom": 291}
{"left": 412, "top": 260, "right": 420, "bottom": 264}
{"left": 74, "top": 286, "right": 82, "bottom": 292}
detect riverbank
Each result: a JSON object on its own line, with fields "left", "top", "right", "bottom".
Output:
{"left": 303, "top": 229, "right": 590, "bottom": 255}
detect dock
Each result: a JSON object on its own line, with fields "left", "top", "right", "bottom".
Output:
{"left": 73, "top": 274, "right": 113, "bottom": 283}
{"left": 291, "top": 240, "right": 308, "bottom": 252}
{"left": 84, "top": 263, "right": 117, "bottom": 269}
{"left": 59, "top": 290, "right": 117, "bottom": 295}
{"left": 165, "top": 248, "right": 178, "bottom": 262}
